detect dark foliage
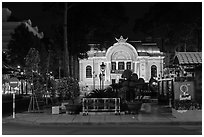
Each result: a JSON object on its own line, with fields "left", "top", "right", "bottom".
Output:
{"left": 174, "top": 100, "right": 202, "bottom": 110}
{"left": 121, "top": 69, "right": 133, "bottom": 80}
{"left": 120, "top": 70, "right": 148, "bottom": 102}
{"left": 8, "top": 24, "right": 42, "bottom": 67}
{"left": 41, "top": 3, "right": 128, "bottom": 77}
{"left": 56, "top": 77, "right": 80, "bottom": 103}
{"left": 85, "top": 87, "right": 117, "bottom": 98}
{"left": 43, "top": 2, "right": 128, "bottom": 56}
{"left": 134, "top": 2, "right": 202, "bottom": 52}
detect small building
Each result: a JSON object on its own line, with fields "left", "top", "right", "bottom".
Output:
{"left": 174, "top": 52, "right": 202, "bottom": 77}
{"left": 79, "top": 36, "right": 165, "bottom": 90}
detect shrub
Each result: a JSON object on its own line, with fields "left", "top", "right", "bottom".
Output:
{"left": 56, "top": 77, "right": 80, "bottom": 103}
{"left": 174, "top": 100, "right": 202, "bottom": 110}
{"left": 120, "top": 70, "right": 146, "bottom": 102}
{"left": 86, "top": 87, "right": 117, "bottom": 98}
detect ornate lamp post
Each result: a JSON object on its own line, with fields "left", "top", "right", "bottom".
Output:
{"left": 100, "top": 62, "right": 106, "bottom": 90}
{"left": 99, "top": 73, "right": 102, "bottom": 90}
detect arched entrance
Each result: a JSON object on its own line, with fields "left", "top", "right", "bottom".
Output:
{"left": 106, "top": 36, "right": 138, "bottom": 83}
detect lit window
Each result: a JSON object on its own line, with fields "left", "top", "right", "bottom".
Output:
{"left": 118, "top": 62, "right": 124, "bottom": 70}
{"left": 111, "top": 62, "right": 116, "bottom": 70}
{"left": 86, "top": 65, "right": 92, "bottom": 78}
{"left": 126, "top": 62, "right": 131, "bottom": 70}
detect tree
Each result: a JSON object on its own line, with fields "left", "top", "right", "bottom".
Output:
{"left": 121, "top": 69, "right": 133, "bottom": 80}
{"left": 120, "top": 70, "right": 146, "bottom": 102}
{"left": 44, "top": 26, "right": 64, "bottom": 78}
{"left": 6, "top": 18, "right": 62, "bottom": 101}
{"left": 133, "top": 2, "right": 202, "bottom": 53}
{"left": 25, "top": 48, "right": 43, "bottom": 112}
{"left": 6, "top": 22, "right": 53, "bottom": 81}
{"left": 56, "top": 77, "right": 80, "bottom": 103}
{"left": 7, "top": 23, "right": 42, "bottom": 67}
{"left": 42, "top": 2, "right": 128, "bottom": 78}
{"left": 68, "top": 3, "right": 127, "bottom": 78}
{"left": 25, "top": 48, "right": 41, "bottom": 93}
{"left": 25, "top": 48, "right": 47, "bottom": 98}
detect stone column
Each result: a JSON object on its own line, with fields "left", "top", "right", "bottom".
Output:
{"left": 135, "top": 62, "right": 140, "bottom": 75}
{"left": 132, "top": 62, "right": 135, "bottom": 73}
{"left": 106, "top": 62, "right": 111, "bottom": 81}
{"left": 124, "top": 61, "right": 127, "bottom": 70}
{"left": 140, "top": 62, "right": 145, "bottom": 79}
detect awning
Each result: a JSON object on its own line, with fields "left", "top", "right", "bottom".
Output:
{"left": 175, "top": 52, "right": 202, "bottom": 65}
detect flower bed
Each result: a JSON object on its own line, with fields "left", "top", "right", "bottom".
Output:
{"left": 172, "top": 100, "right": 202, "bottom": 121}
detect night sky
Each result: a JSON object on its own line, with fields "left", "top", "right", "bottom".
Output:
{"left": 2, "top": 2, "right": 154, "bottom": 40}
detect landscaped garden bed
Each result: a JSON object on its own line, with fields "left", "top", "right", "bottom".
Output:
{"left": 172, "top": 100, "right": 202, "bottom": 121}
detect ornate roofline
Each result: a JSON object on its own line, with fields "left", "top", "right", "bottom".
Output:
{"left": 115, "top": 36, "right": 128, "bottom": 43}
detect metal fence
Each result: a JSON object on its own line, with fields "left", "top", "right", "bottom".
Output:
{"left": 158, "top": 78, "right": 174, "bottom": 106}
{"left": 82, "top": 98, "right": 120, "bottom": 115}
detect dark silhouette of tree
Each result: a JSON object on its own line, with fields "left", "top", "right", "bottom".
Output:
{"left": 7, "top": 23, "right": 56, "bottom": 80}
{"left": 25, "top": 48, "right": 42, "bottom": 95}
{"left": 7, "top": 23, "right": 42, "bottom": 67}
{"left": 121, "top": 69, "right": 133, "bottom": 80}
{"left": 120, "top": 70, "right": 146, "bottom": 102}
{"left": 42, "top": 2, "right": 128, "bottom": 78}
{"left": 7, "top": 14, "right": 21, "bottom": 22}
{"left": 133, "top": 2, "right": 201, "bottom": 52}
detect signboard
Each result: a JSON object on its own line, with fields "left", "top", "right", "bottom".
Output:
{"left": 9, "top": 77, "right": 19, "bottom": 88}
{"left": 179, "top": 84, "right": 191, "bottom": 100}
{"left": 174, "top": 81, "right": 194, "bottom": 100}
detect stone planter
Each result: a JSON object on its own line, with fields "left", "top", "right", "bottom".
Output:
{"left": 172, "top": 108, "right": 202, "bottom": 121}
{"left": 127, "top": 102, "right": 142, "bottom": 114}
{"left": 52, "top": 106, "right": 60, "bottom": 115}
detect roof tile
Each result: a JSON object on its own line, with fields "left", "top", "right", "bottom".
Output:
{"left": 176, "top": 52, "right": 202, "bottom": 64}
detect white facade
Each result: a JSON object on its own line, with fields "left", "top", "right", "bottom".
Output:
{"left": 79, "top": 36, "right": 165, "bottom": 90}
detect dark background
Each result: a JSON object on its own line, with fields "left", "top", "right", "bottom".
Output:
{"left": 2, "top": 2, "right": 154, "bottom": 40}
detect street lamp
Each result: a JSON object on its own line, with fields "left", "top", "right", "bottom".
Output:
{"left": 19, "top": 71, "right": 25, "bottom": 95}
{"left": 17, "top": 65, "right": 20, "bottom": 69}
{"left": 100, "top": 62, "right": 106, "bottom": 90}
{"left": 99, "top": 73, "right": 102, "bottom": 90}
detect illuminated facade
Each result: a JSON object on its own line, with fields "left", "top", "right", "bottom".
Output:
{"left": 79, "top": 36, "right": 165, "bottom": 90}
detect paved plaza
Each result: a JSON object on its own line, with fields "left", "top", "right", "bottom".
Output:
{"left": 3, "top": 104, "right": 201, "bottom": 126}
